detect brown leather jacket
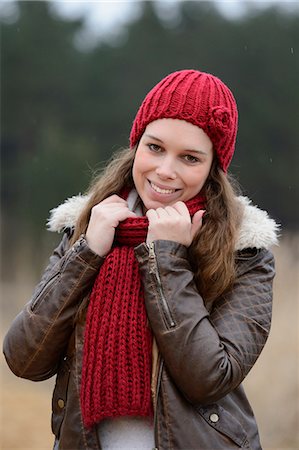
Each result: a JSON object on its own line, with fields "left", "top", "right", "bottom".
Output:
{"left": 3, "top": 196, "right": 277, "bottom": 450}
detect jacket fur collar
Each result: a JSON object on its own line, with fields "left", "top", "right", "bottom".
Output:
{"left": 47, "top": 194, "right": 279, "bottom": 251}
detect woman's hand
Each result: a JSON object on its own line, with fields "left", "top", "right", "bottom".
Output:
{"left": 86, "top": 195, "right": 136, "bottom": 257}
{"left": 146, "top": 201, "right": 205, "bottom": 247}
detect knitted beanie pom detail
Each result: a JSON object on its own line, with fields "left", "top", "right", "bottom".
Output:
{"left": 208, "top": 106, "right": 233, "bottom": 136}
{"left": 129, "top": 69, "right": 238, "bottom": 173}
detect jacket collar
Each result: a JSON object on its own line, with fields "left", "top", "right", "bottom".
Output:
{"left": 47, "top": 194, "right": 279, "bottom": 251}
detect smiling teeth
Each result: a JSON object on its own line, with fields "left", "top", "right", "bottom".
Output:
{"left": 150, "top": 182, "right": 176, "bottom": 194}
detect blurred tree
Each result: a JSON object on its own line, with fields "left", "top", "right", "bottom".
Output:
{"left": 1, "top": 0, "right": 298, "bottom": 279}
{"left": 227, "top": 6, "right": 299, "bottom": 228}
{"left": 1, "top": 1, "right": 93, "bottom": 275}
{"left": 2, "top": 1, "right": 91, "bottom": 223}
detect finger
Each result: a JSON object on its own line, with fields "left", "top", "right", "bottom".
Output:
{"left": 109, "top": 208, "right": 137, "bottom": 225}
{"left": 164, "top": 206, "right": 179, "bottom": 216}
{"left": 91, "top": 205, "right": 136, "bottom": 224}
{"left": 155, "top": 207, "right": 170, "bottom": 218}
{"left": 191, "top": 210, "right": 205, "bottom": 239}
{"left": 172, "top": 201, "right": 190, "bottom": 217}
{"left": 126, "top": 211, "right": 138, "bottom": 219}
{"left": 146, "top": 209, "right": 159, "bottom": 221}
{"left": 100, "top": 195, "right": 127, "bottom": 205}
{"left": 110, "top": 204, "right": 137, "bottom": 216}
{"left": 119, "top": 209, "right": 137, "bottom": 220}
{"left": 91, "top": 203, "right": 128, "bottom": 217}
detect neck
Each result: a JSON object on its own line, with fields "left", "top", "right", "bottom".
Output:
{"left": 126, "top": 188, "right": 206, "bottom": 216}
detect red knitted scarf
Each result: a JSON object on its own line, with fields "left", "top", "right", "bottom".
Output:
{"left": 80, "top": 192, "right": 206, "bottom": 428}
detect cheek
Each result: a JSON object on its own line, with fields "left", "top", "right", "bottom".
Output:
{"left": 132, "top": 156, "right": 145, "bottom": 187}
{"left": 184, "top": 166, "right": 211, "bottom": 192}
{"left": 132, "top": 162, "right": 138, "bottom": 187}
{"left": 133, "top": 152, "right": 152, "bottom": 180}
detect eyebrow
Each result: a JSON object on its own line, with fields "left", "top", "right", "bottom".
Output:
{"left": 144, "top": 133, "right": 208, "bottom": 155}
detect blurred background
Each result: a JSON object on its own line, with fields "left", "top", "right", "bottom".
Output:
{"left": 1, "top": 0, "right": 298, "bottom": 449}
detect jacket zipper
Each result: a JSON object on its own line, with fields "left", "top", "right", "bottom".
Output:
{"left": 30, "top": 248, "right": 73, "bottom": 312}
{"left": 148, "top": 242, "right": 176, "bottom": 329}
{"left": 31, "top": 272, "right": 60, "bottom": 311}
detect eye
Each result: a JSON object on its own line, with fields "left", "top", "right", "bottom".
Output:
{"left": 183, "top": 154, "right": 200, "bottom": 163}
{"left": 147, "top": 143, "right": 162, "bottom": 152}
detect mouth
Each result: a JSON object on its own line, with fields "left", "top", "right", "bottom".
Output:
{"left": 148, "top": 180, "right": 180, "bottom": 195}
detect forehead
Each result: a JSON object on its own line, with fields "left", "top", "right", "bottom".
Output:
{"left": 144, "top": 119, "right": 213, "bottom": 152}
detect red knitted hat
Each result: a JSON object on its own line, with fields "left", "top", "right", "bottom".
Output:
{"left": 130, "top": 69, "right": 238, "bottom": 173}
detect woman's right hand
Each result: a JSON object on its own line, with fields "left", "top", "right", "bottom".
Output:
{"left": 85, "top": 195, "right": 136, "bottom": 257}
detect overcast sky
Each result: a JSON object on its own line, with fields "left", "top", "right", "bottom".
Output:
{"left": 1, "top": 0, "right": 299, "bottom": 49}
{"left": 54, "top": 0, "right": 299, "bottom": 49}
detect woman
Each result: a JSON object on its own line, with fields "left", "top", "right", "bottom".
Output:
{"left": 3, "top": 70, "right": 278, "bottom": 450}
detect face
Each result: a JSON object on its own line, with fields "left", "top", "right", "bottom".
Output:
{"left": 132, "top": 118, "right": 213, "bottom": 210}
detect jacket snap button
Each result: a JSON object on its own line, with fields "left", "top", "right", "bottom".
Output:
{"left": 57, "top": 398, "right": 65, "bottom": 409}
{"left": 210, "top": 413, "right": 219, "bottom": 423}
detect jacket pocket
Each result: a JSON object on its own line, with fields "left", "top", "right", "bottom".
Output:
{"left": 51, "top": 357, "right": 71, "bottom": 439}
{"left": 196, "top": 404, "right": 250, "bottom": 448}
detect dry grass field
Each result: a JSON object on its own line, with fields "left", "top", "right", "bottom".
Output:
{"left": 1, "top": 233, "right": 298, "bottom": 450}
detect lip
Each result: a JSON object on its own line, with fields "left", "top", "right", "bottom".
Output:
{"left": 146, "top": 180, "right": 183, "bottom": 203}
{"left": 148, "top": 180, "right": 181, "bottom": 192}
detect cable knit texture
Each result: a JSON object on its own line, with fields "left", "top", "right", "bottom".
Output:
{"left": 80, "top": 193, "right": 206, "bottom": 428}
{"left": 130, "top": 69, "right": 238, "bottom": 173}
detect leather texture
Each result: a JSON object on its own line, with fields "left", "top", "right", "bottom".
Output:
{"left": 135, "top": 240, "right": 275, "bottom": 449}
{"left": 3, "top": 233, "right": 275, "bottom": 450}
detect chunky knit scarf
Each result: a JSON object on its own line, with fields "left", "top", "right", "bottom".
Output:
{"left": 80, "top": 192, "right": 206, "bottom": 428}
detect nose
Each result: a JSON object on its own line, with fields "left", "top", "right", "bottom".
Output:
{"left": 155, "top": 156, "right": 177, "bottom": 180}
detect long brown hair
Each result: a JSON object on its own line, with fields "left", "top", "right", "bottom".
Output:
{"left": 189, "top": 161, "right": 242, "bottom": 304}
{"left": 71, "top": 147, "right": 242, "bottom": 305}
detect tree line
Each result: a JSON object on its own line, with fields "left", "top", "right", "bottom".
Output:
{"left": 1, "top": 1, "right": 298, "bottom": 276}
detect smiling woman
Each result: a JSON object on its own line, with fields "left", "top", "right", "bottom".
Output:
{"left": 3, "top": 69, "right": 278, "bottom": 450}
{"left": 132, "top": 119, "right": 214, "bottom": 211}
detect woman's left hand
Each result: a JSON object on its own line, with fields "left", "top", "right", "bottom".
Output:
{"left": 146, "top": 201, "right": 205, "bottom": 247}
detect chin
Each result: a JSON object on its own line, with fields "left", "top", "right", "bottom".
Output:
{"left": 142, "top": 198, "right": 178, "bottom": 211}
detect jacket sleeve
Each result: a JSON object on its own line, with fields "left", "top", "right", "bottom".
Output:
{"left": 135, "top": 240, "right": 275, "bottom": 405}
{"left": 3, "top": 233, "right": 105, "bottom": 381}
